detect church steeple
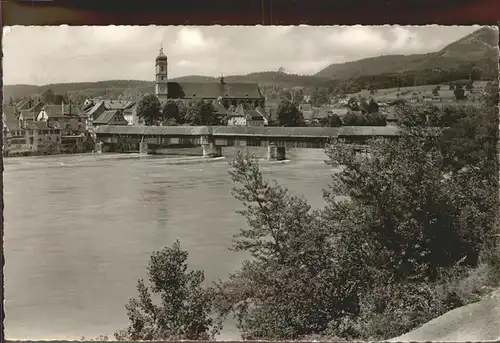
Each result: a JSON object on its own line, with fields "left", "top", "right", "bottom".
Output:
{"left": 155, "top": 43, "right": 168, "bottom": 104}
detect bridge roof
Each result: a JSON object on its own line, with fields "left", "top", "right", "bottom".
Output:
{"left": 95, "top": 125, "right": 405, "bottom": 137}
{"left": 95, "top": 125, "right": 212, "bottom": 136}
{"left": 211, "top": 125, "right": 402, "bottom": 138}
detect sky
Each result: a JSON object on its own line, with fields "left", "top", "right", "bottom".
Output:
{"left": 2, "top": 25, "right": 481, "bottom": 86}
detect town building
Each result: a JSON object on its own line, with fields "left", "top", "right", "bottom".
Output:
{"left": 37, "top": 103, "right": 86, "bottom": 135}
{"left": 153, "top": 47, "right": 265, "bottom": 108}
{"left": 93, "top": 110, "right": 129, "bottom": 128}
{"left": 60, "top": 135, "right": 85, "bottom": 154}
{"left": 2, "top": 105, "right": 20, "bottom": 155}
{"left": 227, "top": 104, "right": 266, "bottom": 126}
{"left": 213, "top": 100, "right": 232, "bottom": 123}
{"left": 2, "top": 100, "right": 92, "bottom": 156}
{"left": 122, "top": 103, "right": 138, "bottom": 126}
{"left": 2, "top": 105, "right": 63, "bottom": 156}
{"left": 83, "top": 99, "right": 137, "bottom": 126}
{"left": 29, "top": 121, "right": 63, "bottom": 155}
{"left": 84, "top": 101, "right": 107, "bottom": 128}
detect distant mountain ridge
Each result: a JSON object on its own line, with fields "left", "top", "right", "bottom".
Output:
{"left": 315, "top": 26, "right": 498, "bottom": 79}
{"left": 3, "top": 26, "right": 497, "bottom": 102}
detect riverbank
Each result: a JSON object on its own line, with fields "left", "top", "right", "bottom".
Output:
{"left": 391, "top": 287, "right": 500, "bottom": 341}
{"left": 3, "top": 151, "right": 95, "bottom": 159}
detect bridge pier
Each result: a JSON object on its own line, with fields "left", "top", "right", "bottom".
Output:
{"left": 202, "top": 143, "right": 222, "bottom": 158}
{"left": 95, "top": 141, "right": 103, "bottom": 154}
{"left": 267, "top": 144, "right": 286, "bottom": 161}
{"left": 139, "top": 141, "right": 149, "bottom": 155}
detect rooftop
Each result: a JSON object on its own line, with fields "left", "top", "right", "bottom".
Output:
{"left": 95, "top": 125, "right": 406, "bottom": 138}
{"left": 42, "top": 104, "right": 82, "bottom": 117}
{"left": 94, "top": 110, "right": 121, "bottom": 125}
{"left": 156, "top": 47, "right": 168, "bottom": 62}
{"left": 103, "top": 100, "right": 135, "bottom": 110}
{"left": 168, "top": 82, "right": 263, "bottom": 100}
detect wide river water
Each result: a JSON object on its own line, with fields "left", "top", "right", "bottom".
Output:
{"left": 4, "top": 147, "right": 334, "bottom": 340}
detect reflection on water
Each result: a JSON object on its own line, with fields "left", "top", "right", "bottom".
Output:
{"left": 4, "top": 147, "right": 333, "bottom": 340}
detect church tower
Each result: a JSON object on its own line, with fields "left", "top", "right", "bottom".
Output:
{"left": 155, "top": 46, "right": 168, "bottom": 104}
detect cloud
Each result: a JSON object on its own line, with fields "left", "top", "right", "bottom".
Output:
{"left": 176, "top": 59, "right": 201, "bottom": 68}
{"left": 172, "top": 27, "right": 220, "bottom": 55}
{"left": 390, "top": 26, "right": 422, "bottom": 50}
{"left": 2, "top": 25, "right": 481, "bottom": 85}
{"left": 328, "top": 25, "right": 388, "bottom": 52}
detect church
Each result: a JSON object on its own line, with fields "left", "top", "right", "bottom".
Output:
{"left": 154, "top": 48, "right": 265, "bottom": 108}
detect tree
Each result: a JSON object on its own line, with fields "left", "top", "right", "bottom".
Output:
{"left": 162, "top": 100, "right": 180, "bottom": 125}
{"left": 176, "top": 100, "right": 188, "bottom": 124}
{"left": 432, "top": 86, "right": 440, "bottom": 96}
{"left": 454, "top": 84, "right": 466, "bottom": 100}
{"left": 276, "top": 99, "right": 304, "bottom": 127}
{"left": 347, "top": 97, "right": 360, "bottom": 111}
{"left": 449, "top": 83, "right": 455, "bottom": 91}
{"left": 8, "top": 97, "right": 14, "bottom": 106}
{"left": 185, "top": 100, "right": 221, "bottom": 126}
{"left": 115, "top": 241, "right": 221, "bottom": 341}
{"left": 54, "top": 93, "right": 68, "bottom": 105}
{"left": 200, "top": 101, "right": 222, "bottom": 125}
{"left": 42, "top": 88, "right": 56, "bottom": 104}
{"left": 359, "top": 99, "right": 369, "bottom": 114}
{"left": 465, "top": 80, "right": 474, "bottom": 92}
{"left": 137, "top": 94, "right": 161, "bottom": 126}
{"left": 280, "top": 90, "right": 292, "bottom": 101}
{"left": 367, "top": 99, "right": 379, "bottom": 114}
{"left": 397, "top": 101, "right": 498, "bottom": 252}
{"left": 185, "top": 100, "right": 203, "bottom": 125}
{"left": 292, "top": 88, "right": 305, "bottom": 104}
{"left": 326, "top": 132, "right": 494, "bottom": 279}
{"left": 320, "top": 120, "right": 498, "bottom": 338}
{"left": 363, "top": 113, "right": 386, "bottom": 126}
{"left": 319, "top": 114, "right": 343, "bottom": 127}
{"left": 220, "top": 97, "right": 231, "bottom": 109}
{"left": 213, "top": 152, "right": 362, "bottom": 340}
{"left": 483, "top": 81, "right": 499, "bottom": 106}
{"left": 342, "top": 111, "right": 362, "bottom": 126}
{"left": 311, "top": 88, "right": 330, "bottom": 106}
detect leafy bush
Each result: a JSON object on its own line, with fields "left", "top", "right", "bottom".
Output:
{"left": 115, "top": 241, "right": 221, "bottom": 341}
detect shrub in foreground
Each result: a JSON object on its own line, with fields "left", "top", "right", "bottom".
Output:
{"left": 115, "top": 240, "right": 221, "bottom": 341}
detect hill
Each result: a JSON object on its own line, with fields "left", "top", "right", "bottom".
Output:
{"left": 2, "top": 73, "right": 330, "bottom": 103}
{"left": 2, "top": 80, "right": 155, "bottom": 104}
{"left": 315, "top": 26, "right": 498, "bottom": 79}
{"left": 3, "top": 27, "right": 497, "bottom": 103}
{"left": 167, "top": 72, "right": 330, "bottom": 87}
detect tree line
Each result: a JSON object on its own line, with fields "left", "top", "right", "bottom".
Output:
{"left": 111, "top": 83, "right": 500, "bottom": 341}
{"left": 136, "top": 95, "right": 227, "bottom": 126}
{"left": 325, "top": 62, "right": 495, "bottom": 96}
{"left": 285, "top": 64, "right": 493, "bottom": 107}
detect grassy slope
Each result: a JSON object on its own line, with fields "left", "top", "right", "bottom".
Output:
{"left": 345, "top": 81, "right": 489, "bottom": 103}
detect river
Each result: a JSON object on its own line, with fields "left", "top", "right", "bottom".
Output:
{"left": 3, "top": 147, "right": 334, "bottom": 340}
